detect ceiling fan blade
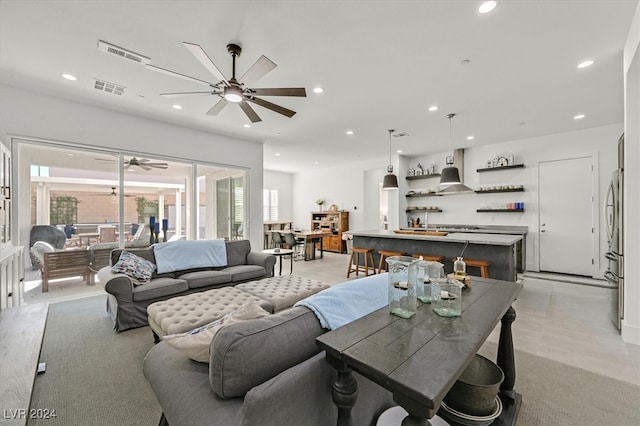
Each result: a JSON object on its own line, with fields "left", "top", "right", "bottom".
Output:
{"left": 239, "top": 55, "right": 276, "bottom": 86}
{"left": 160, "top": 91, "right": 217, "bottom": 98}
{"left": 238, "top": 101, "right": 262, "bottom": 123}
{"left": 94, "top": 157, "right": 118, "bottom": 163}
{"left": 145, "top": 63, "right": 213, "bottom": 87}
{"left": 139, "top": 165, "right": 153, "bottom": 171}
{"left": 247, "top": 97, "right": 296, "bottom": 118}
{"left": 249, "top": 88, "right": 306, "bottom": 97}
{"left": 182, "top": 42, "right": 229, "bottom": 85}
{"left": 206, "top": 98, "right": 228, "bottom": 116}
{"left": 144, "top": 163, "right": 169, "bottom": 168}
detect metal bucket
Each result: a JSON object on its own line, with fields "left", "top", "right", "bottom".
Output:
{"left": 443, "top": 354, "right": 504, "bottom": 417}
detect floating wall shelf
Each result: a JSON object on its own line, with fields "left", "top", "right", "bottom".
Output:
{"left": 475, "top": 188, "right": 525, "bottom": 194}
{"left": 476, "top": 164, "right": 525, "bottom": 173}
{"left": 406, "top": 208, "right": 442, "bottom": 213}
{"left": 476, "top": 209, "right": 525, "bottom": 213}
{"left": 406, "top": 173, "right": 442, "bottom": 181}
{"left": 406, "top": 192, "right": 441, "bottom": 198}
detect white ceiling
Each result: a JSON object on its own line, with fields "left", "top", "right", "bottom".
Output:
{"left": 1, "top": 1, "right": 636, "bottom": 174}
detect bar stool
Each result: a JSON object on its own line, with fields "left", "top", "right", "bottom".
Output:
{"left": 377, "top": 250, "right": 407, "bottom": 274}
{"left": 411, "top": 254, "right": 446, "bottom": 263}
{"left": 463, "top": 258, "right": 491, "bottom": 278}
{"left": 347, "top": 247, "right": 376, "bottom": 278}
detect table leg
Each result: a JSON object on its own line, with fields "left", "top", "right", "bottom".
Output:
{"left": 497, "top": 306, "right": 516, "bottom": 397}
{"left": 320, "top": 237, "right": 324, "bottom": 258}
{"left": 326, "top": 355, "right": 358, "bottom": 426}
{"left": 278, "top": 255, "right": 283, "bottom": 276}
{"left": 290, "top": 254, "right": 293, "bottom": 274}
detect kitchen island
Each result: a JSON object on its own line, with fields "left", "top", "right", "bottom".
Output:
{"left": 351, "top": 229, "right": 523, "bottom": 281}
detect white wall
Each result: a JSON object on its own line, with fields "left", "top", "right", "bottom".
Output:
{"left": 264, "top": 170, "right": 294, "bottom": 224}
{"left": 622, "top": 0, "right": 640, "bottom": 345}
{"left": 0, "top": 84, "right": 265, "bottom": 250}
{"left": 292, "top": 158, "right": 383, "bottom": 232}
{"left": 399, "top": 124, "right": 621, "bottom": 275}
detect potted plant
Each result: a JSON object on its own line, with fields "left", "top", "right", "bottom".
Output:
{"left": 315, "top": 198, "right": 324, "bottom": 212}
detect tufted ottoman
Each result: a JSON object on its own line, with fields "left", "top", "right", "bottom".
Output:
{"left": 147, "top": 286, "right": 273, "bottom": 340}
{"left": 235, "top": 275, "right": 330, "bottom": 312}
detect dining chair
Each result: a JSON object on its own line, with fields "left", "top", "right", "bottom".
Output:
{"left": 283, "top": 232, "right": 305, "bottom": 260}
{"left": 271, "top": 232, "right": 285, "bottom": 249}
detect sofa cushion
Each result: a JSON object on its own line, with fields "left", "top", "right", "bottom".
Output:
{"left": 163, "top": 302, "right": 270, "bottom": 363}
{"left": 111, "top": 250, "right": 156, "bottom": 284}
{"left": 225, "top": 240, "right": 251, "bottom": 267}
{"left": 178, "top": 270, "right": 233, "bottom": 289}
{"left": 132, "top": 277, "right": 189, "bottom": 302}
{"left": 210, "top": 306, "right": 325, "bottom": 399}
{"left": 225, "top": 265, "right": 267, "bottom": 282}
{"left": 111, "top": 248, "right": 175, "bottom": 279}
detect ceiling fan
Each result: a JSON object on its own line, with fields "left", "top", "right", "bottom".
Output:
{"left": 94, "top": 157, "right": 169, "bottom": 171}
{"left": 146, "top": 42, "right": 306, "bottom": 123}
{"left": 97, "top": 187, "right": 135, "bottom": 197}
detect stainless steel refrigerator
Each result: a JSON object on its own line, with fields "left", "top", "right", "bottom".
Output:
{"left": 604, "top": 134, "right": 624, "bottom": 330}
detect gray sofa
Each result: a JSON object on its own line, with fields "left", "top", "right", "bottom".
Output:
{"left": 143, "top": 305, "right": 395, "bottom": 426}
{"left": 98, "top": 240, "right": 276, "bottom": 332}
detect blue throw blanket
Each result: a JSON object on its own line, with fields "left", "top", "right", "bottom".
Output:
{"left": 153, "top": 240, "right": 227, "bottom": 274}
{"left": 294, "top": 274, "right": 388, "bottom": 330}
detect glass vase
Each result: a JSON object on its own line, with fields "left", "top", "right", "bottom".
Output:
{"left": 415, "top": 260, "right": 445, "bottom": 303}
{"left": 431, "top": 278, "right": 463, "bottom": 317}
{"left": 386, "top": 256, "right": 418, "bottom": 319}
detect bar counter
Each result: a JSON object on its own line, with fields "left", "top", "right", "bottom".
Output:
{"left": 350, "top": 230, "right": 522, "bottom": 281}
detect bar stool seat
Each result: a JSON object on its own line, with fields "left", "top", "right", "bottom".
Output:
{"left": 411, "top": 254, "right": 446, "bottom": 263}
{"left": 377, "top": 250, "right": 407, "bottom": 274}
{"left": 464, "top": 258, "right": 491, "bottom": 278}
{"left": 347, "top": 247, "right": 376, "bottom": 278}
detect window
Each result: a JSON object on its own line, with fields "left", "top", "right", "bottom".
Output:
{"left": 263, "top": 189, "right": 278, "bottom": 221}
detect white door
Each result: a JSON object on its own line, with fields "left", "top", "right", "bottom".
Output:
{"left": 539, "top": 157, "right": 594, "bottom": 276}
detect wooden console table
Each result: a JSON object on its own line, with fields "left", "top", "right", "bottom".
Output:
{"left": 316, "top": 277, "right": 522, "bottom": 426}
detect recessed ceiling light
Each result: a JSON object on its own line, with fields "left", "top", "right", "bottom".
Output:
{"left": 313, "top": 87, "right": 324, "bottom": 94}
{"left": 396, "top": 150, "right": 403, "bottom": 154}
{"left": 428, "top": 105, "right": 439, "bottom": 112}
{"left": 275, "top": 132, "right": 281, "bottom": 136}
{"left": 314, "top": 161, "right": 319, "bottom": 165}
{"left": 478, "top": 1, "right": 497, "bottom": 14}
{"left": 466, "top": 136, "right": 475, "bottom": 140}
{"left": 275, "top": 153, "right": 281, "bottom": 156}
{"left": 61, "top": 73, "right": 77, "bottom": 81}
{"left": 172, "top": 104, "right": 182, "bottom": 110}
{"left": 577, "top": 60, "right": 594, "bottom": 69}
{"left": 573, "top": 114, "right": 586, "bottom": 120}
{"left": 243, "top": 124, "right": 251, "bottom": 128}
{"left": 67, "top": 153, "right": 74, "bottom": 157}
{"left": 346, "top": 130, "right": 354, "bottom": 135}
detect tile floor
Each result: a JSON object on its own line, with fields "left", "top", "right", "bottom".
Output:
{"left": 23, "top": 250, "right": 640, "bottom": 386}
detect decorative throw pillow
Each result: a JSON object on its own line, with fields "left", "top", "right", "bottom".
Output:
{"left": 111, "top": 250, "right": 157, "bottom": 285}
{"left": 163, "top": 302, "right": 270, "bottom": 363}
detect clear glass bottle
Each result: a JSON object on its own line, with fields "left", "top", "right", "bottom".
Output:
{"left": 453, "top": 257, "right": 466, "bottom": 279}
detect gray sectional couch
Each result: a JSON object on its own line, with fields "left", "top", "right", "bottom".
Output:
{"left": 98, "top": 240, "right": 276, "bottom": 332}
{"left": 143, "top": 305, "right": 395, "bottom": 426}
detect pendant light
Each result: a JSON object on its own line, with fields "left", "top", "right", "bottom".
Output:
{"left": 438, "top": 114, "right": 473, "bottom": 194}
{"left": 382, "top": 129, "right": 399, "bottom": 190}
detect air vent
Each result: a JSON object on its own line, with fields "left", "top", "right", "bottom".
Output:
{"left": 94, "top": 79, "right": 126, "bottom": 96}
{"left": 98, "top": 40, "right": 150, "bottom": 65}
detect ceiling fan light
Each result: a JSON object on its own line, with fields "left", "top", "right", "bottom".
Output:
{"left": 224, "top": 86, "right": 243, "bottom": 103}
